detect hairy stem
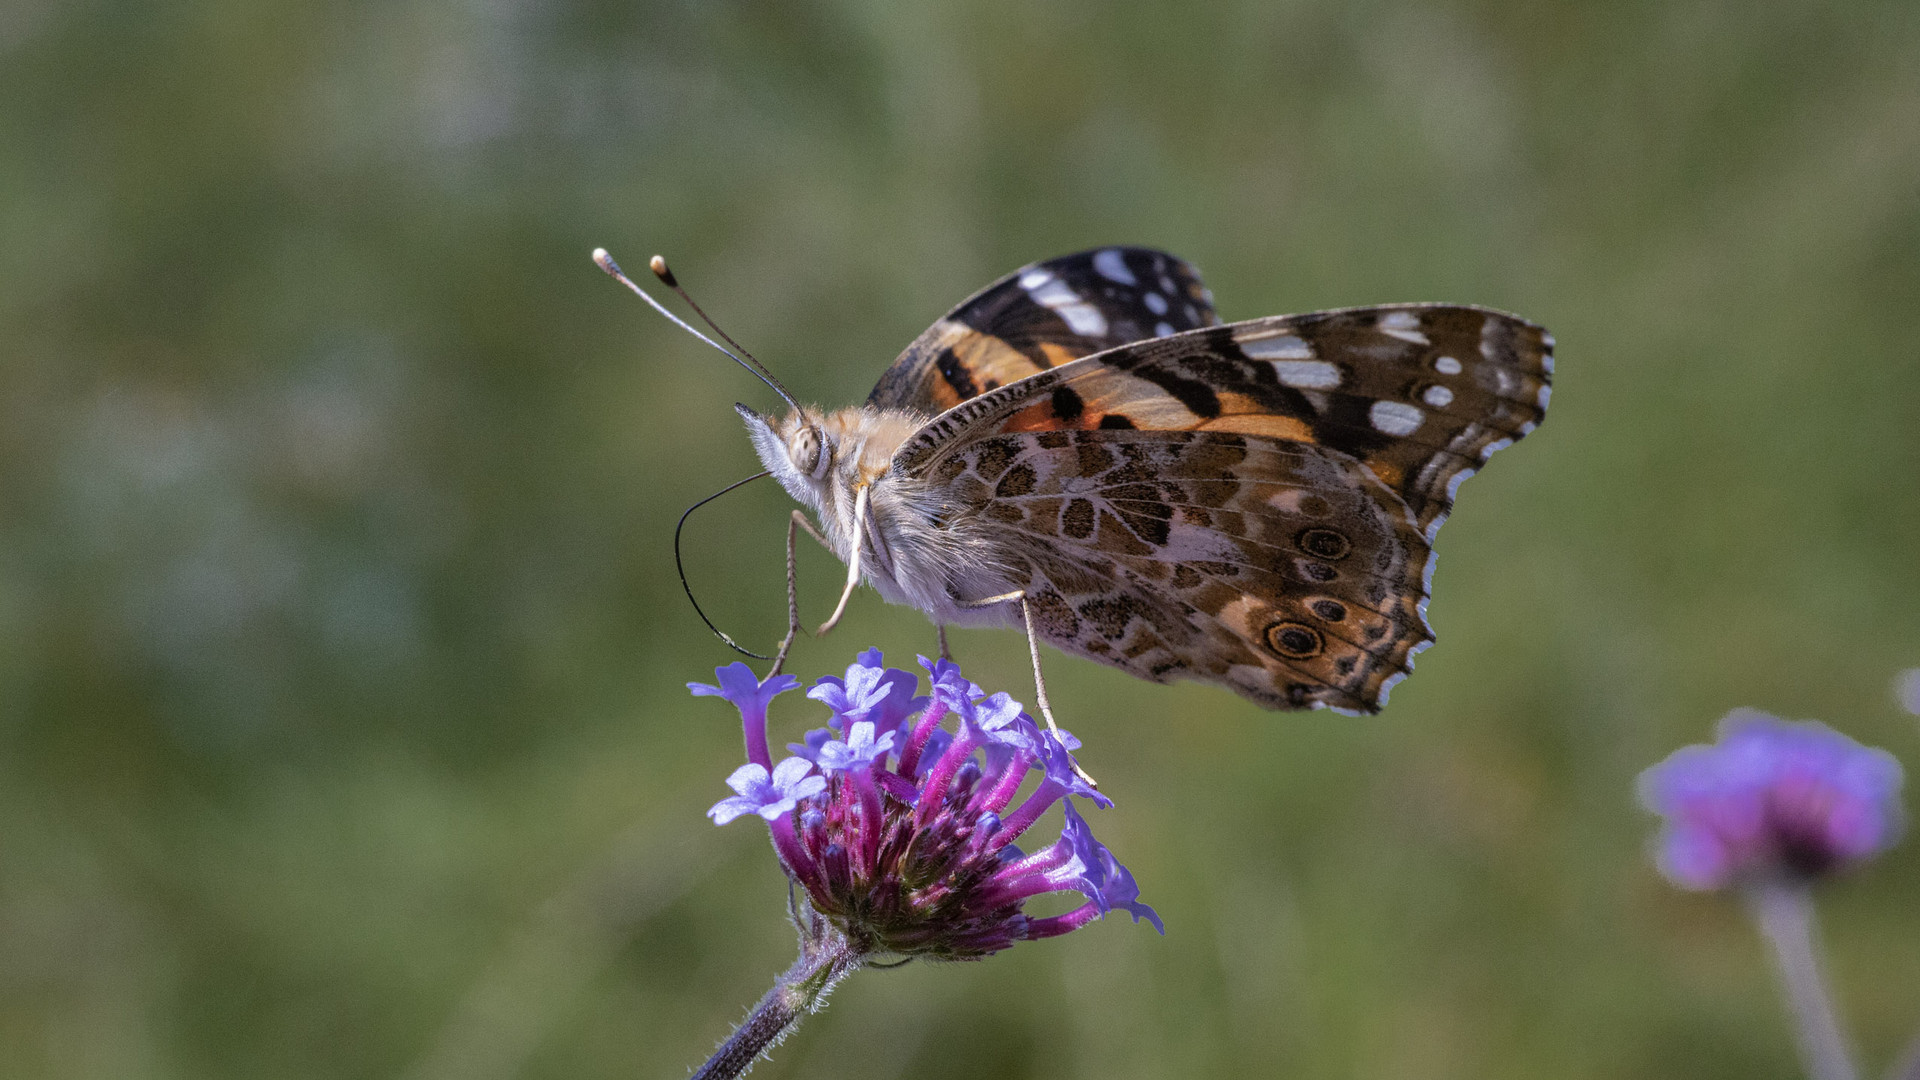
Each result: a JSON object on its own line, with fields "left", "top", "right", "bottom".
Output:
{"left": 690, "top": 922, "right": 865, "bottom": 1080}
{"left": 1746, "top": 881, "right": 1858, "bottom": 1080}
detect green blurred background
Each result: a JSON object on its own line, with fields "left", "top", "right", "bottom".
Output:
{"left": 4, "top": 1, "right": 1919, "bottom": 1077}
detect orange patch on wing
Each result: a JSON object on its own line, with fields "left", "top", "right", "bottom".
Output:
{"left": 927, "top": 380, "right": 965, "bottom": 411}
{"left": 1364, "top": 460, "right": 1405, "bottom": 488}
{"left": 1197, "top": 414, "right": 1315, "bottom": 442}
{"left": 1037, "top": 341, "right": 1082, "bottom": 368}
{"left": 955, "top": 331, "right": 1050, "bottom": 388}
{"left": 1001, "top": 401, "right": 1060, "bottom": 432}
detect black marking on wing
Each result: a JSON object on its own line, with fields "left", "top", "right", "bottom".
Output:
{"left": 868, "top": 247, "right": 1220, "bottom": 414}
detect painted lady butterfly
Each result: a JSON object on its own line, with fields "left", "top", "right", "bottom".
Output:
{"left": 624, "top": 246, "right": 1553, "bottom": 718}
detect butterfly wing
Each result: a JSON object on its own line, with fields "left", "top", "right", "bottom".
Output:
{"left": 867, "top": 247, "right": 1221, "bottom": 416}
{"left": 897, "top": 305, "right": 1553, "bottom": 713}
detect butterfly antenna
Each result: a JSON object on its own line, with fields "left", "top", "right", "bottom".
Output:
{"left": 675, "top": 470, "right": 776, "bottom": 660}
{"left": 592, "top": 247, "right": 803, "bottom": 415}
{"left": 645, "top": 255, "right": 789, "bottom": 396}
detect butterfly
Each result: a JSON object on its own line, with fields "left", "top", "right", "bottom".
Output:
{"left": 625, "top": 246, "right": 1552, "bottom": 717}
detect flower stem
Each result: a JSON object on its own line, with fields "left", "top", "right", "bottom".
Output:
{"left": 690, "top": 921, "right": 865, "bottom": 1080}
{"left": 1889, "top": 1027, "right": 1920, "bottom": 1080}
{"left": 1746, "top": 882, "right": 1859, "bottom": 1080}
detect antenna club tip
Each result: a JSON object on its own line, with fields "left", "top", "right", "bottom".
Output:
{"left": 592, "top": 247, "right": 620, "bottom": 275}
{"left": 648, "top": 255, "right": 677, "bottom": 287}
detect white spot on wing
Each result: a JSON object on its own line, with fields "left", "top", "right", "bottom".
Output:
{"left": 1143, "top": 291, "right": 1168, "bottom": 315}
{"left": 1379, "top": 311, "right": 1430, "bottom": 345}
{"left": 1027, "top": 278, "right": 1077, "bottom": 306}
{"left": 1093, "top": 248, "right": 1137, "bottom": 285}
{"left": 1537, "top": 384, "right": 1552, "bottom": 410}
{"left": 1369, "top": 400, "right": 1425, "bottom": 436}
{"left": 1422, "top": 509, "right": 1450, "bottom": 543}
{"left": 1434, "top": 355, "right": 1463, "bottom": 375}
{"left": 1238, "top": 334, "right": 1313, "bottom": 360}
{"left": 1057, "top": 304, "right": 1108, "bottom": 336}
{"left": 1479, "top": 437, "right": 1513, "bottom": 461}
{"left": 1019, "top": 268, "right": 1052, "bottom": 290}
{"left": 1028, "top": 277, "right": 1109, "bottom": 337}
{"left": 1423, "top": 385, "right": 1454, "bottom": 408}
{"left": 1272, "top": 360, "right": 1342, "bottom": 389}
{"left": 1153, "top": 321, "right": 1175, "bottom": 337}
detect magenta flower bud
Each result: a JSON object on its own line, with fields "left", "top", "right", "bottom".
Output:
{"left": 1638, "top": 710, "right": 1905, "bottom": 890}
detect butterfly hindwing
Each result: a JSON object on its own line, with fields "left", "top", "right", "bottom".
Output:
{"left": 897, "top": 304, "right": 1552, "bottom": 712}
{"left": 866, "top": 247, "right": 1221, "bottom": 416}
{"left": 925, "top": 427, "right": 1431, "bottom": 712}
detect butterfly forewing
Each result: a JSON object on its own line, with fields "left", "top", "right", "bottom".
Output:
{"left": 867, "top": 247, "right": 1221, "bottom": 416}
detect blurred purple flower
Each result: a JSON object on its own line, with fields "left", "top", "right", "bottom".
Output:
{"left": 693, "top": 650, "right": 1159, "bottom": 959}
{"left": 1639, "top": 709, "right": 1905, "bottom": 890}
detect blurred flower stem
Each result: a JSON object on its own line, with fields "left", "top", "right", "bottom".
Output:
{"left": 691, "top": 904, "right": 865, "bottom": 1080}
{"left": 1895, "top": 1033, "right": 1920, "bottom": 1080}
{"left": 1746, "top": 881, "right": 1858, "bottom": 1080}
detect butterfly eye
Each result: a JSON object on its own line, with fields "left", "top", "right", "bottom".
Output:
{"left": 790, "top": 426, "right": 830, "bottom": 479}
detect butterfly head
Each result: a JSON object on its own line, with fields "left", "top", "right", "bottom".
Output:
{"left": 737, "top": 403, "right": 923, "bottom": 514}
{"left": 736, "top": 403, "right": 838, "bottom": 508}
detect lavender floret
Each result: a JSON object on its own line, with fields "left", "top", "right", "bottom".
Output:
{"left": 708, "top": 758, "right": 829, "bottom": 825}
{"left": 690, "top": 661, "right": 799, "bottom": 770}
{"left": 813, "top": 720, "right": 897, "bottom": 773}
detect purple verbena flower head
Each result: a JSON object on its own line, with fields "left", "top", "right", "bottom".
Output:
{"left": 1639, "top": 709, "right": 1906, "bottom": 890}
{"left": 695, "top": 649, "right": 1160, "bottom": 958}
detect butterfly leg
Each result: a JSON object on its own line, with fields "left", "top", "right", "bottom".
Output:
{"left": 955, "top": 589, "right": 1097, "bottom": 790}
{"left": 936, "top": 624, "right": 952, "bottom": 662}
{"left": 772, "top": 509, "right": 836, "bottom": 677}
{"left": 1017, "top": 595, "right": 1097, "bottom": 790}
{"left": 815, "top": 484, "right": 869, "bottom": 638}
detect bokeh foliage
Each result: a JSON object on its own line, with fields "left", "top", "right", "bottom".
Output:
{"left": 3, "top": 1, "right": 1918, "bottom": 1077}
